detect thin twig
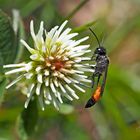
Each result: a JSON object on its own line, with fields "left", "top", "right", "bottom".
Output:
{"left": 65, "top": 0, "right": 90, "bottom": 20}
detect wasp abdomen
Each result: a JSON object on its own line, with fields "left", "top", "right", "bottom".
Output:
{"left": 85, "top": 86, "right": 101, "bottom": 108}
{"left": 85, "top": 98, "right": 96, "bottom": 108}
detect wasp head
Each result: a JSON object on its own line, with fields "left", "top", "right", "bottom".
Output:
{"left": 95, "top": 47, "right": 106, "bottom": 55}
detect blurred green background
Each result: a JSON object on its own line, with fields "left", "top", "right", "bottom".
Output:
{"left": 0, "top": 0, "right": 140, "bottom": 140}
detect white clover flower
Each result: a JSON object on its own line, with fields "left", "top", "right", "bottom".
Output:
{"left": 3, "top": 20, "right": 94, "bottom": 110}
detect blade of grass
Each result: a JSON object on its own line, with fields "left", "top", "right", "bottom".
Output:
{"left": 65, "top": 0, "right": 90, "bottom": 20}
{"left": 105, "top": 14, "right": 140, "bottom": 53}
{"left": 72, "top": 20, "right": 97, "bottom": 33}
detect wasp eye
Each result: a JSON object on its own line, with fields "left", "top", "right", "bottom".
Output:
{"left": 95, "top": 47, "right": 106, "bottom": 55}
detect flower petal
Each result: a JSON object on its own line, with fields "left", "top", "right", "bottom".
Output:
{"left": 6, "top": 75, "right": 24, "bottom": 89}
{"left": 20, "top": 39, "right": 36, "bottom": 54}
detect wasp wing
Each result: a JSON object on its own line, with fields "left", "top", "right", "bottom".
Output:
{"left": 100, "top": 62, "right": 109, "bottom": 96}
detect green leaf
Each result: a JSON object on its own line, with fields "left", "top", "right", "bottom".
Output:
{"left": 20, "top": 0, "right": 46, "bottom": 18}
{"left": 59, "top": 104, "right": 74, "bottom": 115}
{"left": 0, "top": 10, "right": 17, "bottom": 65}
{"left": 16, "top": 98, "right": 38, "bottom": 140}
{"left": 72, "top": 20, "right": 96, "bottom": 33}
{"left": 0, "top": 77, "right": 7, "bottom": 105}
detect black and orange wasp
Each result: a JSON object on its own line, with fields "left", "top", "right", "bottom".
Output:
{"left": 85, "top": 28, "right": 109, "bottom": 108}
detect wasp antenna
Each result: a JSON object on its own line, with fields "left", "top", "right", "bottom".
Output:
{"left": 101, "top": 32, "right": 106, "bottom": 47}
{"left": 89, "top": 28, "right": 101, "bottom": 47}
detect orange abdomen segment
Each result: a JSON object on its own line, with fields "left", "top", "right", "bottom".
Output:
{"left": 92, "top": 86, "right": 101, "bottom": 101}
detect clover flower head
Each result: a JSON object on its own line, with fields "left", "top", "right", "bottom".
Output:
{"left": 3, "top": 20, "right": 94, "bottom": 110}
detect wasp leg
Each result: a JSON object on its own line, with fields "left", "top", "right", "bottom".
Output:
{"left": 91, "top": 54, "right": 96, "bottom": 61}
{"left": 90, "top": 65, "right": 96, "bottom": 69}
{"left": 97, "top": 74, "right": 101, "bottom": 86}
{"left": 79, "top": 64, "right": 96, "bottom": 68}
{"left": 91, "top": 74, "right": 96, "bottom": 88}
{"left": 75, "top": 83, "right": 91, "bottom": 88}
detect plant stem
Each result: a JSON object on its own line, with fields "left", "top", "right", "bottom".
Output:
{"left": 66, "top": 0, "right": 90, "bottom": 20}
